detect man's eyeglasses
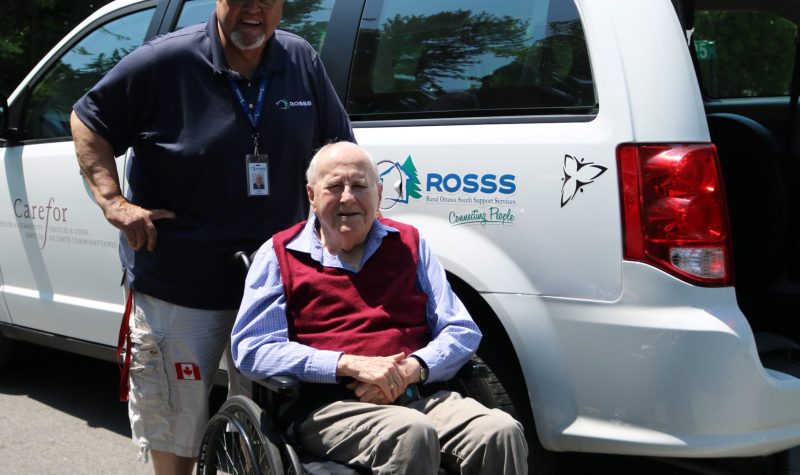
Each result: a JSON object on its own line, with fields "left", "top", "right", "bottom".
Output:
{"left": 228, "top": 0, "right": 279, "bottom": 7}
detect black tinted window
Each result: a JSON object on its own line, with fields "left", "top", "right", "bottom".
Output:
{"left": 347, "top": 0, "right": 595, "bottom": 120}
{"left": 694, "top": 11, "right": 796, "bottom": 98}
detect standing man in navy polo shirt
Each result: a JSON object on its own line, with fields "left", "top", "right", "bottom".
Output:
{"left": 70, "top": 0, "right": 354, "bottom": 472}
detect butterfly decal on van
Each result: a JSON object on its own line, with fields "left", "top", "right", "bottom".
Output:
{"left": 561, "top": 154, "right": 607, "bottom": 207}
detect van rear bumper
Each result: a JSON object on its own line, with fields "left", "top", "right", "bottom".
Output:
{"left": 486, "top": 261, "right": 800, "bottom": 457}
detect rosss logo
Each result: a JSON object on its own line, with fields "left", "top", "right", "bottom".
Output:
{"left": 377, "top": 156, "right": 422, "bottom": 210}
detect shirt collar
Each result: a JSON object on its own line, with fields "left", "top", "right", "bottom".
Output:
{"left": 287, "top": 215, "right": 399, "bottom": 270}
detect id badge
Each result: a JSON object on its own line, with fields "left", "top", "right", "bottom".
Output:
{"left": 246, "top": 154, "right": 269, "bottom": 197}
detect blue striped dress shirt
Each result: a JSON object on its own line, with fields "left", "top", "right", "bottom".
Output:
{"left": 231, "top": 217, "right": 482, "bottom": 385}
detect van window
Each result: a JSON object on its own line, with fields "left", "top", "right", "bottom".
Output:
{"left": 175, "top": 0, "right": 336, "bottom": 53}
{"left": 23, "top": 8, "right": 155, "bottom": 141}
{"left": 694, "top": 11, "right": 797, "bottom": 98}
{"left": 346, "top": 0, "right": 596, "bottom": 120}
{"left": 175, "top": 0, "right": 216, "bottom": 30}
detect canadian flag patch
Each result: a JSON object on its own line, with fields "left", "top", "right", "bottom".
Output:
{"left": 175, "top": 362, "right": 201, "bottom": 381}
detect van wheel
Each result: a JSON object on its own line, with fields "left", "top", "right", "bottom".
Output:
{"left": 0, "top": 331, "right": 13, "bottom": 371}
{"left": 449, "top": 355, "right": 517, "bottom": 416}
{"left": 447, "top": 275, "right": 558, "bottom": 474}
{"left": 451, "top": 355, "right": 557, "bottom": 475}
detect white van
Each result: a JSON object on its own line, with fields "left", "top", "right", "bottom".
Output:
{"left": 1, "top": 0, "right": 799, "bottom": 472}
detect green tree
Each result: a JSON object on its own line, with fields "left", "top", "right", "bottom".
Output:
{"left": 400, "top": 155, "right": 422, "bottom": 200}
{"left": 0, "top": 0, "right": 105, "bottom": 94}
{"left": 695, "top": 11, "right": 797, "bottom": 98}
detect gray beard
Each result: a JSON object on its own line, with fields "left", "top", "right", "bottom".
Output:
{"left": 230, "top": 31, "right": 266, "bottom": 50}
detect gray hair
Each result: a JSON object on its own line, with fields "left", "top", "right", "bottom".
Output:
{"left": 306, "top": 142, "right": 380, "bottom": 185}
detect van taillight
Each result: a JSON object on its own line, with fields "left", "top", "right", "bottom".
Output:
{"left": 617, "top": 143, "right": 732, "bottom": 286}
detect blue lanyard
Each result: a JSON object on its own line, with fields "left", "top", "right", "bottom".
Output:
{"left": 229, "top": 76, "right": 267, "bottom": 130}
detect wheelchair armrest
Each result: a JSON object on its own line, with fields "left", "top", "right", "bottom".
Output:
{"left": 455, "top": 360, "right": 488, "bottom": 379}
{"left": 255, "top": 375, "right": 301, "bottom": 398}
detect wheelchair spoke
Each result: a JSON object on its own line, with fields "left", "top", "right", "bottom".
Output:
{"left": 212, "top": 430, "right": 236, "bottom": 474}
{"left": 197, "top": 396, "right": 284, "bottom": 475}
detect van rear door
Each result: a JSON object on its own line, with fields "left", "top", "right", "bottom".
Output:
{"left": 341, "top": 0, "right": 623, "bottom": 300}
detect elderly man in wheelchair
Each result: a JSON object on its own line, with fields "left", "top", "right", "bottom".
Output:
{"left": 203, "top": 142, "right": 527, "bottom": 474}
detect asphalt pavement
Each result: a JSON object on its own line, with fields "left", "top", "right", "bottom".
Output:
{"left": 0, "top": 341, "right": 797, "bottom": 475}
{"left": 0, "top": 342, "right": 151, "bottom": 474}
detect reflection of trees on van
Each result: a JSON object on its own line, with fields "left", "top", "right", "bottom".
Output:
{"left": 694, "top": 11, "right": 796, "bottom": 98}
{"left": 382, "top": 10, "right": 528, "bottom": 96}
{"left": 0, "top": 1, "right": 99, "bottom": 95}
{"left": 489, "top": 19, "right": 594, "bottom": 107}
{"left": 282, "top": 0, "right": 330, "bottom": 52}
{"left": 26, "top": 46, "right": 135, "bottom": 139}
{"left": 21, "top": 6, "right": 153, "bottom": 141}
{"left": 347, "top": 6, "right": 596, "bottom": 117}
{"left": 78, "top": 48, "right": 134, "bottom": 80}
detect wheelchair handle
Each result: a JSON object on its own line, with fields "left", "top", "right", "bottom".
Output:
{"left": 234, "top": 251, "right": 252, "bottom": 271}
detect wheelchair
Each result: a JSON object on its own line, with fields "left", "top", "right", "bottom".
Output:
{"left": 196, "top": 360, "right": 496, "bottom": 475}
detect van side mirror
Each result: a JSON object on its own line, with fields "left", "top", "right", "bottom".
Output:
{"left": 0, "top": 90, "right": 26, "bottom": 143}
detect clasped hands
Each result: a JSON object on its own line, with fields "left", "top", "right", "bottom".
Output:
{"left": 336, "top": 352, "right": 422, "bottom": 405}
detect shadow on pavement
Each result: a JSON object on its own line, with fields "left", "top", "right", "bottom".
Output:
{"left": 0, "top": 340, "right": 131, "bottom": 437}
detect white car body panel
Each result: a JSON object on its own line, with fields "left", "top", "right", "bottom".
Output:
{"left": 0, "top": 1, "right": 142, "bottom": 343}
{"left": 357, "top": 117, "right": 626, "bottom": 301}
{"left": 484, "top": 262, "right": 800, "bottom": 456}
{"left": 0, "top": 141, "right": 125, "bottom": 344}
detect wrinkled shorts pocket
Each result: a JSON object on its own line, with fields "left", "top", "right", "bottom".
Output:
{"left": 129, "top": 328, "right": 170, "bottom": 411}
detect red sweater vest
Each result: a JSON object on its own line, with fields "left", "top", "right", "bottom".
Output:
{"left": 272, "top": 219, "right": 430, "bottom": 357}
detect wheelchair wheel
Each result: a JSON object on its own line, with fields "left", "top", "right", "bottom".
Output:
{"left": 197, "top": 395, "right": 284, "bottom": 475}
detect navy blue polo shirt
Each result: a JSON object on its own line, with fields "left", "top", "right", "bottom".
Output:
{"left": 74, "top": 13, "right": 355, "bottom": 309}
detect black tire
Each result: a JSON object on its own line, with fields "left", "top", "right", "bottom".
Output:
{"left": 470, "top": 351, "right": 557, "bottom": 475}
{"left": 0, "top": 331, "right": 13, "bottom": 372}
{"left": 449, "top": 356, "right": 517, "bottom": 417}
{"left": 448, "top": 272, "right": 559, "bottom": 475}
{"left": 197, "top": 395, "right": 284, "bottom": 475}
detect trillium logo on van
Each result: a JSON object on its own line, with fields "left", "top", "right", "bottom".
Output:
{"left": 560, "top": 154, "right": 607, "bottom": 207}
{"left": 275, "top": 99, "right": 313, "bottom": 110}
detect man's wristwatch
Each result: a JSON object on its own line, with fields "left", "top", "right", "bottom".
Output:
{"left": 412, "top": 356, "right": 429, "bottom": 383}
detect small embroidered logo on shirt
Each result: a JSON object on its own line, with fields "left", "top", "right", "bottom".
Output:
{"left": 175, "top": 362, "right": 201, "bottom": 380}
{"left": 276, "top": 99, "right": 313, "bottom": 110}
